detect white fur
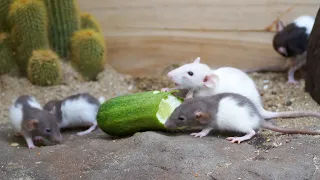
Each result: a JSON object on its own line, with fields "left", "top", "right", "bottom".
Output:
{"left": 216, "top": 97, "right": 260, "bottom": 133}
{"left": 9, "top": 104, "right": 23, "bottom": 133}
{"left": 293, "top": 15, "right": 315, "bottom": 34}
{"left": 168, "top": 60, "right": 212, "bottom": 89}
{"left": 98, "top": 96, "right": 105, "bottom": 104}
{"left": 8, "top": 97, "right": 42, "bottom": 133}
{"left": 167, "top": 59, "right": 270, "bottom": 119}
{"left": 60, "top": 96, "right": 99, "bottom": 128}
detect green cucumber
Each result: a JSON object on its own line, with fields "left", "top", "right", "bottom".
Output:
{"left": 97, "top": 91, "right": 183, "bottom": 137}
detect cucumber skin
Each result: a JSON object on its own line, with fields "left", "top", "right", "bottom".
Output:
{"left": 97, "top": 91, "right": 182, "bottom": 137}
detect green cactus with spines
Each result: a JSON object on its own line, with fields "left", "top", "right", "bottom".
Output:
{"left": 0, "top": 0, "right": 13, "bottom": 32}
{"left": 80, "top": 12, "right": 102, "bottom": 33}
{"left": 0, "top": 32, "right": 20, "bottom": 76}
{"left": 70, "top": 29, "right": 106, "bottom": 81}
{"left": 27, "top": 49, "right": 62, "bottom": 86}
{"left": 44, "top": 0, "right": 80, "bottom": 59}
{"left": 9, "top": 0, "right": 50, "bottom": 75}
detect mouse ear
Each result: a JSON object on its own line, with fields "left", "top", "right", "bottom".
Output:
{"left": 22, "top": 119, "right": 39, "bottom": 131}
{"left": 50, "top": 106, "right": 56, "bottom": 114}
{"left": 203, "top": 73, "right": 219, "bottom": 88}
{"left": 276, "top": 20, "right": 285, "bottom": 32}
{"left": 195, "top": 111, "right": 210, "bottom": 124}
{"left": 193, "top": 57, "right": 201, "bottom": 63}
{"left": 185, "top": 89, "right": 194, "bottom": 99}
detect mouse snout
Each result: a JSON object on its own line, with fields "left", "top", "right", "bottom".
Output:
{"left": 51, "top": 133, "right": 63, "bottom": 144}
{"left": 164, "top": 120, "right": 176, "bottom": 129}
{"left": 167, "top": 71, "right": 174, "bottom": 79}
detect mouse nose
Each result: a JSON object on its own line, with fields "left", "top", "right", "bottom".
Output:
{"left": 167, "top": 71, "right": 173, "bottom": 79}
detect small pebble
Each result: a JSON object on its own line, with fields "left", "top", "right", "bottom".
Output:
{"left": 10, "top": 143, "right": 19, "bottom": 147}
{"left": 285, "top": 100, "right": 292, "bottom": 106}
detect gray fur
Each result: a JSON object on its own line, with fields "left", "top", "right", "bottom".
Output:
{"left": 14, "top": 95, "right": 62, "bottom": 143}
{"left": 43, "top": 93, "right": 101, "bottom": 124}
{"left": 166, "top": 93, "right": 263, "bottom": 130}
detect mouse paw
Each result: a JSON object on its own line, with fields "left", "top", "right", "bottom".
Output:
{"left": 161, "top": 88, "right": 170, "bottom": 92}
{"left": 190, "top": 132, "right": 208, "bottom": 138}
{"left": 33, "top": 136, "right": 44, "bottom": 143}
{"left": 287, "top": 79, "right": 300, "bottom": 85}
{"left": 226, "top": 137, "right": 245, "bottom": 144}
{"left": 28, "top": 144, "right": 36, "bottom": 149}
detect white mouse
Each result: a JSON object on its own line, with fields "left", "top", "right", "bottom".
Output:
{"left": 162, "top": 57, "right": 320, "bottom": 119}
{"left": 43, "top": 93, "right": 105, "bottom": 136}
{"left": 164, "top": 92, "right": 320, "bottom": 144}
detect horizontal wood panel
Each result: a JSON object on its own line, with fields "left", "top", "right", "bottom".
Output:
{"left": 77, "top": 0, "right": 319, "bottom": 76}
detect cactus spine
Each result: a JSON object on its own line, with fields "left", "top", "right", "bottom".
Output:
{"left": 70, "top": 29, "right": 106, "bottom": 81}
{"left": 27, "top": 49, "right": 62, "bottom": 86}
{"left": 80, "top": 12, "right": 102, "bottom": 33}
{"left": 9, "top": 0, "right": 50, "bottom": 75}
{"left": 0, "top": 32, "right": 19, "bottom": 76}
{"left": 44, "top": 0, "right": 80, "bottom": 59}
{"left": 0, "top": 0, "right": 12, "bottom": 32}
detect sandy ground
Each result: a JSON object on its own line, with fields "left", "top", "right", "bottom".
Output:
{"left": 1, "top": 63, "right": 320, "bottom": 179}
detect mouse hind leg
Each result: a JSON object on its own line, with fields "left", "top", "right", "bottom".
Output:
{"left": 226, "top": 130, "right": 256, "bottom": 144}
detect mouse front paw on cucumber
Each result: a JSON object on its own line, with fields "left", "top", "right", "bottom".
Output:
{"left": 97, "top": 91, "right": 183, "bottom": 137}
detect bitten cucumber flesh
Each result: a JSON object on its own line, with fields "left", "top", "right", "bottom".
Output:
{"left": 97, "top": 91, "right": 182, "bottom": 137}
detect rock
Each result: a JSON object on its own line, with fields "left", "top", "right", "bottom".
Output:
{"left": 0, "top": 126, "right": 319, "bottom": 180}
{"left": 305, "top": 7, "right": 320, "bottom": 105}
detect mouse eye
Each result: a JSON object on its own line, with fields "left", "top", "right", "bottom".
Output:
{"left": 187, "top": 71, "right": 193, "bottom": 76}
{"left": 45, "top": 128, "right": 51, "bottom": 133}
{"left": 178, "top": 116, "right": 185, "bottom": 121}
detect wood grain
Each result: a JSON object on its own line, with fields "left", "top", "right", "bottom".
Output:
{"left": 78, "top": 0, "right": 319, "bottom": 76}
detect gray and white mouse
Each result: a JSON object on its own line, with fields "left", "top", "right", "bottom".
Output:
{"left": 164, "top": 93, "right": 320, "bottom": 144}
{"left": 43, "top": 93, "right": 105, "bottom": 136}
{"left": 9, "top": 95, "right": 62, "bottom": 149}
{"left": 245, "top": 15, "right": 315, "bottom": 85}
{"left": 161, "top": 57, "right": 320, "bottom": 120}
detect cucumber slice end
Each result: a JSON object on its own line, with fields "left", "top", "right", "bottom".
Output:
{"left": 156, "top": 94, "right": 181, "bottom": 125}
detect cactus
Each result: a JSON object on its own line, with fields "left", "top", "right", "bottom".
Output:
{"left": 70, "top": 29, "right": 106, "bottom": 81}
{"left": 0, "top": 0, "right": 13, "bottom": 32}
{"left": 27, "top": 49, "right": 62, "bottom": 86}
{"left": 0, "top": 32, "right": 19, "bottom": 76}
{"left": 44, "top": 0, "right": 80, "bottom": 59}
{"left": 9, "top": 0, "right": 50, "bottom": 75}
{"left": 80, "top": 12, "right": 102, "bottom": 33}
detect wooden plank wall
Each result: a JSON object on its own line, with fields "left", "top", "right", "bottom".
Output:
{"left": 78, "top": 0, "right": 319, "bottom": 76}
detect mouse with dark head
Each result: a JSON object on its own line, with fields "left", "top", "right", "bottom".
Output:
{"left": 9, "top": 95, "right": 62, "bottom": 149}
{"left": 165, "top": 93, "right": 320, "bottom": 144}
{"left": 245, "top": 15, "right": 315, "bottom": 85}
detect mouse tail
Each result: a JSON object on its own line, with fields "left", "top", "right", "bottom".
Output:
{"left": 261, "top": 109, "right": 320, "bottom": 120}
{"left": 98, "top": 96, "right": 106, "bottom": 104}
{"left": 261, "top": 122, "right": 320, "bottom": 135}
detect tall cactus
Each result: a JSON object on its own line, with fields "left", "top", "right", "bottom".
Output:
{"left": 44, "top": 0, "right": 80, "bottom": 59}
{"left": 70, "top": 29, "right": 106, "bottom": 81}
{"left": 0, "top": 32, "right": 19, "bottom": 76}
{"left": 80, "top": 12, "right": 102, "bottom": 33}
{"left": 27, "top": 49, "right": 62, "bottom": 86}
{"left": 9, "top": 0, "right": 50, "bottom": 75}
{"left": 0, "top": 0, "right": 13, "bottom": 32}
